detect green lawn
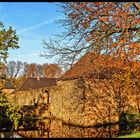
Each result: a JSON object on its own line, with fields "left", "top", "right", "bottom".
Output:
{"left": 118, "top": 132, "right": 140, "bottom": 138}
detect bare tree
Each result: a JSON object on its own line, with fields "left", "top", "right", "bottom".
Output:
{"left": 5, "top": 61, "right": 26, "bottom": 79}
{"left": 36, "top": 64, "right": 44, "bottom": 77}
{"left": 42, "top": 63, "right": 48, "bottom": 77}
{"left": 26, "top": 63, "right": 36, "bottom": 78}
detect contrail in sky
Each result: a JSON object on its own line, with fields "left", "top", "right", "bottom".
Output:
{"left": 17, "top": 17, "right": 60, "bottom": 34}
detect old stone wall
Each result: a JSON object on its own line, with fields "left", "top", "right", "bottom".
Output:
{"left": 83, "top": 77, "right": 139, "bottom": 126}
{"left": 8, "top": 87, "right": 51, "bottom": 106}
{"left": 2, "top": 89, "right": 15, "bottom": 94}
{"left": 49, "top": 79, "right": 85, "bottom": 126}
{"left": 9, "top": 77, "right": 138, "bottom": 126}
{"left": 6, "top": 77, "right": 139, "bottom": 138}
{"left": 49, "top": 77, "right": 139, "bottom": 127}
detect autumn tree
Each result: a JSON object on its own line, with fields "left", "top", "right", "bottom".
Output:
{"left": 3, "top": 61, "right": 28, "bottom": 87}
{"left": 41, "top": 2, "right": 140, "bottom": 69}
{"left": 42, "top": 63, "right": 48, "bottom": 77}
{"left": 42, "top": 63, "right": 62, "bottom": 78}
{"left": 5, "top": 61, "right": 27, "bottom": 79}
{"left": 0, "top": 21, "right": 21, "bottom": 131}
{"left": 26, "top": 63, "right": 36, "bottom": 78}
{"left": 0, "top": 21, "right": 19, "bottom": 89}
{"left": 10, "top": 62, "right": 62, "bottom": 79}
{"left": 0, "top": 22, "right": 19, "bottom": 64}
{"left": 41, "top": 2, "right": 140, "bottom": 121}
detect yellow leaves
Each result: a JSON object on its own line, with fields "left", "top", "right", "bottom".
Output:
{"left": 86, "top": 36, "right": 92, "bottom": 42}
{"left": 129, "top": 50, "right": 135, "bottom": 56}
{"left": 119, "top": 38, "right": 126, "bottom": 45}
{"left": 85, "top": 6, "right": 94, "bottom": 12}
{"left": 78, "top": 3, "right": 86, "bottom": 8}
{"left": 99, "top": 17, "right": 108, "bottom": 22}
{"left": 111, "top": 43, "right": 118, "bottom": 48}
{"left": 82, "top": 22, "right": 90, "bottom": 29}
{"left": 35, "top": 109, "right": 39, "bottom": 115}
{"left": 94, "top": 2, "right": 100, "bottom": 7}
{"left": 129, "top": 42, "right": 139, "bottom": 49}
{"left": 119, "top": 40, "right": 124, "bottom": 45}
{"left": 115, "top": 18, "right": 123, "bottom": 28}
{"left": 87, "top": 14, "right": 94, "bottom": 20}
{"left": 128, "top": 42, "right": 140, "bottom": 58}
{"left": 120, "top": 52, "right": 126, "bottom": 60}
{"left": 68, "top": 13, "right": 78, "bottom": 19}
{"left": 131, "top": 62, "right": 139, "bottom": 72}
{"left": 136, "top": 48, "right": 140, "bottom": 53}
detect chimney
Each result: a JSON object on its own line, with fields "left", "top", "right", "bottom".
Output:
{"left": 37, "top": 76, "right": 40, "bottom": 81}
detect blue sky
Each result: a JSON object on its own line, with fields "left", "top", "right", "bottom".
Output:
{"left": 0, "top": 2, "right": 65, "bottom": 64}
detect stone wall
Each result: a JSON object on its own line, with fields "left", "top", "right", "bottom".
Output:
{"left": 49, "top": 77, "right": 139, "bottom": 127}
{"left": 2, "top": 89, "right": 15, "bottom": 94}
{"left": 8, "top": 87, "right": 51, "bottom": 106}
{"left": 49, "top": 79, "right": 85, "bottom": 126}
{"left": 6, "top": 77, "right": 139, "bottom": 138}
{"left": 11, "top": 77, "right": 138, "bottom": 125}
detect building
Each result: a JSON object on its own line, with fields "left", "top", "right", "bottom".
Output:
{"left": 48, "top": 52, "right": 139, "bottom": 137}
{"left": 7, "top": 52, "right": 140, "bottom": 137}
{"left": 9, "top": 77, "right": 57, "bottom": 105}
{"left": 2, "top": 81, "right": 15, "bottom": 94}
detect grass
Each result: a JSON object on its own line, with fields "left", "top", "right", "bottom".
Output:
{"left": 118, "top": 132, "right": 140, "bottom": 138}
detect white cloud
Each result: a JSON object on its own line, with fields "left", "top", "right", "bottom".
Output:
{"left": 17, "top": 17, "right": 60, "bottom": 35}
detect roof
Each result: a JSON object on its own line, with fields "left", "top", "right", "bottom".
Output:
{"left": 59, "top": 52, "right": 140, "bottom": 80}
{"left": 13, "top": 77, "right": 57, "bottom": 93}
{"left": 3, "top": 81, "right": 15, "bottom": 89}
